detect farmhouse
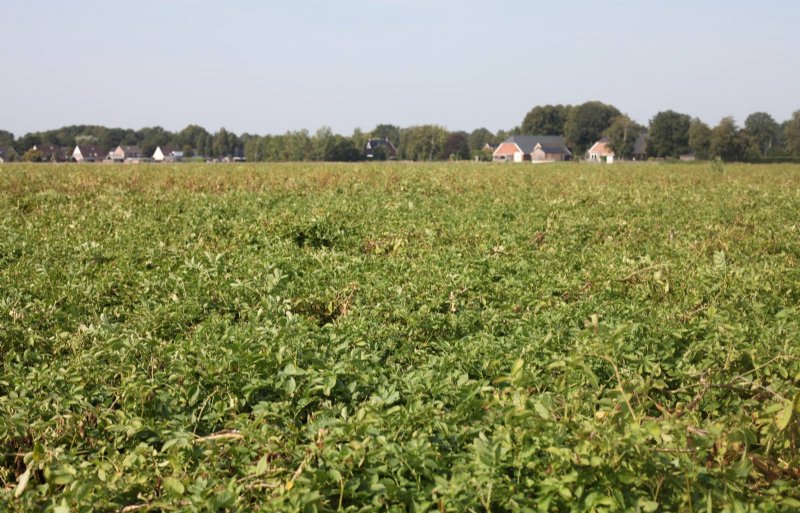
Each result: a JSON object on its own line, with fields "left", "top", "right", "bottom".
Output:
{"left": 153, "top": 145, "right": 184, "bottom": 162}
{"left": 72, "top": 145, "right": 105, "bottom": 163}
{"left": 586, "top": 138, "right": 615, "bottom": 163}
{"left": 365, "top": 138, "right": 397, "bottom": 160}
{"left": 492, "top": 135, "right": 571, "bottom": 162}
{"left": 33, "top": 144, "right": 69, "bottom": 162}
{"left": 109, "top": 145, "right": 145, "bottom": 163}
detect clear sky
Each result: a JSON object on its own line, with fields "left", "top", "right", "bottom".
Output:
{"left": 2, "top": 0, "right": 798, "bottom": 136}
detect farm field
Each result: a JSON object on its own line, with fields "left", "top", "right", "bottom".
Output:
{"left": 1, "top": 162, "right": 799, "bottom": 512}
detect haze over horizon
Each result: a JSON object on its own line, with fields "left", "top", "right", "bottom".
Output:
{"left": 2, "top": 0, "right": 798, "bottom": 137}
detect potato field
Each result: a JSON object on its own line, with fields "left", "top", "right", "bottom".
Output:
{"left": 1, "top": 162, "right": 799, "bottom": 512}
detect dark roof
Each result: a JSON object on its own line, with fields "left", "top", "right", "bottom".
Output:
{"left": 504, "top": 135, "right": 571, "bottom": 155}
{"left": 365, "top": 138, "right": 397, "bottom": 157}
{"left": 633, "top": 133, "right": 647, "bottom": 155}
{"left": 75, "top": 145, "right": 105, "bottom": 160}
{"left": 158, "top": 145, "right": 180, "bottom": 156}
{"left": 34, "top": 144, "right": 69, "bottom": 161}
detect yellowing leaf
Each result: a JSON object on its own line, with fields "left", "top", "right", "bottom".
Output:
{"left": 14, "top": 466, "right": 31, "bottom": 498}
{"left": 776, "top": 401, "right": 794, "bottom": 431}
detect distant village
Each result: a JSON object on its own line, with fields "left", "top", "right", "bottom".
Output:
{"left": 0, "top": 135, "right": 647, "bottom": 165}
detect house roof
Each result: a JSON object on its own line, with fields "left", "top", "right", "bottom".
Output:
{"left": 116, "top": 145, "right": 142, "bottom": 154}
{"left": 502, "top": 135, "right": 571, "bottom": 155}
{"left": 365, "top": 138, "right": 397, "bottom": 156}
{"left": 156, "top": 145, "right": 180, "bottom": 156}
{"left": 587, "top": 138, "right": 614, "bottom": 157}
{"left": 75, "top": 145, "right": 105, "bottom": 159}
{"left": 34, "top": 144, "right": 69, "bottom": 160}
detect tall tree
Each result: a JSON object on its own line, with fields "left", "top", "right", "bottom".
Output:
{"left": 468, "top": 128, "right": 494, "bottom": 153}
{"left": 444, "top": 131, "right": 470, "bottom": 160}
{"left": 212, "top": 127, "right": 238, "bottom": 158}
{"left": 647, "top": 110, "right": 691, "bottom": 158}
{"left": 688, "top": 118, "right": 712, "bottom": 159}
{"left": 710, "top": 117, "right": 758, "bottom": 162}
{"left": 0, "top": 130, "right": 14, "bottom": 147}
{"left": 564, "top": 101, "right": 621, "bottom": 155}
{"left": 604, "top": 115, "right": 644, "bottom": 160}
{"left": 350, "top": 128, "right": 368, "bottom": 154}
{"left": 178, "top": 125, "right": 212, "bottom": 156}
{"left": 399, "top": 125, "right": 448, "bottom": 161}
{"left": 138, "top": 126, "right": 173, "bottom": 157}
{"left": 326, "top": 136, "right": 363, "bottom": 162}
{"left": 311, "top": 126, "right": 335, "bottom": 161}
{"left": 745, "top": 112, "right": 780, "bottom": 157}
{"left": 521, "top": 104, "right": 572, "bottom": 136}
{"left": 370, "top": 124, "right": 401, "bottom": 144}
{"left": 783, "top": 110, "right": 800, "bottom": 156}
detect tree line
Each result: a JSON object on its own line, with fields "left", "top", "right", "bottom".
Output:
{"left": 2, "top": 103, "right": 800, "bottom": 162}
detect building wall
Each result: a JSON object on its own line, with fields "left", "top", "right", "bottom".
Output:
{"left": 493, "top": 143, "right": 521, "bottom": 161}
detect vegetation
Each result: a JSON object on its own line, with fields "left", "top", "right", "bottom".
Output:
{"left": 4, "top": 106, "right": 800, "bottom": 163}
{"left": 1, "top": 162, "right": 799, "bottom": 512}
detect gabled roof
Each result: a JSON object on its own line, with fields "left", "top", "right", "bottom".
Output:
{"left": 156, "top": 145, "right": 180, "bottom": 156}
{"left": 33, "top": 144, "right": 69, "bottom": 160}
{"left": 75, "top": 145, "right": 105, "bottom": 159}
{"left": 501, "top": 135, "right": 571, "bottom": 155}
{"left": 587, "top": 137, "right": 614, "bottom": 157}
{"left": 365, "top": 138, "right": 397, "bottom": 157}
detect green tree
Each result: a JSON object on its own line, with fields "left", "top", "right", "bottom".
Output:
{"left": 178, "top": 125, "right": 212, "bottom": 156}
{"left": 468, "top": 128, "right": 494, "bottom": 153}
{"left": 604, "top": 115, "right": 644, "bottom": 160}
{"left": 212, "top": 127, "right": 238, "bottom": 158}
{"left": 647, "top": 110, "right": 691, "bottom": 158}
{"left": 326, "top": 136, "right": 363, "bottom": 162}
{"left": 688, "top": 118, "right": 712, "bottom": 159}
{"left": 0, "top": 130, "right": 14, "bottom": 147}
{"left": 311, "top": 126, "right": 335, "bottom": 161}
{"left": 138, "top": 126, "right": 173, "bottom": 157}
{"left": 370, "top": 124, "right": 401, "bottom": 145}
{"left": 783, "top": 110, "right": 800, "bottom": 156}
{"left": 444, "top": 131, "right": 470, "bottom": 160}
{"left": 710, "top": 117, "right": 758, "bottom": 162}
{"left": 521, "top": 104, "right": 572, "bottom": 136}
{"left": 745, "top": 112, "right": 780, "bottom": 157}
{"left": 351, "top": 128, "right": 368, "bottom": 155}
{"left": 399, "top": 125, "right": 448, "bottom": 161}
{"left": 564, "top": 101, "right": 621, "bottom": 155}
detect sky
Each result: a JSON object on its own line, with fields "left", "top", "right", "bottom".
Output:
{"left": 1, "top": 0, "right": 799, "bottom": 137}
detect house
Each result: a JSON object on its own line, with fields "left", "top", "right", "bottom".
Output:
{"left": 72, "top": 145, "right": 105, "bottom": 163}
{"left": 109, "top": 145, "right": 145, "bottom": 163}
{"left": 492, "top": 135, "right": 571, "bottom": 162}
{"left": 365, "top": 138, "right": 397, "bottom": 160}
{"left": 0, "top": 146, "right": 16, "bottom": 162}
{"left": 33, "top": 144, "right": 69, "bottom": 162}
{"left": 632, "top": 133, "right": 647, "bottom": 160}
{"left": 153, "top": 145, "right": 184, "bottom": 162}
{"left": 586, "top": 138, "right": 615, "bottom": 163}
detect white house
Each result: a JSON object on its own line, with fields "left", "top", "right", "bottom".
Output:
{"left": 72, "top": 145, "right": 105, "bottom": 163}
{"left": 586, "top": 138, "right": 615, "bottom": 163}
{"left": 153, "top": 145, "right": 184, "bottom": 162}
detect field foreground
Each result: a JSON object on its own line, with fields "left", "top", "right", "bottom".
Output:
{"left": 1, "top": 162, "right": 799, "bottom": 512}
